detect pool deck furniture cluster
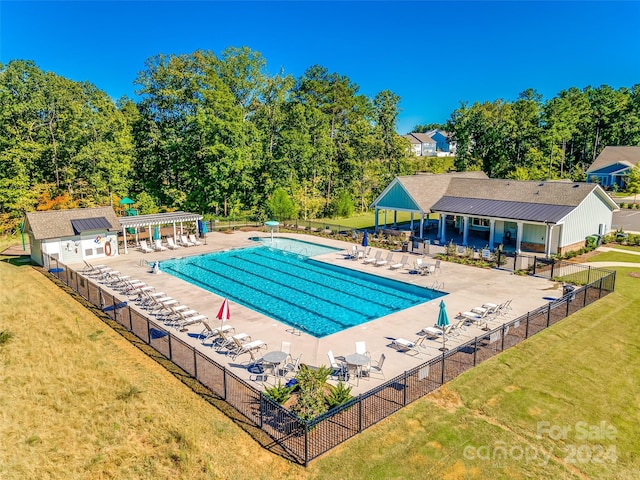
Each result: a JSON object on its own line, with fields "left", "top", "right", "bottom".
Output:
{"left": 71, "top": 231, "right": 565, "bottom": 394}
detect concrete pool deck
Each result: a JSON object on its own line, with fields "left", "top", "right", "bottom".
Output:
{"left": 73, "top": 230, "right": 565, "bottom": 394}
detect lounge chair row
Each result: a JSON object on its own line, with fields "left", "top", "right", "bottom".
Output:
{"left": 138, "top": 235, "right": 202, "bottom": 253}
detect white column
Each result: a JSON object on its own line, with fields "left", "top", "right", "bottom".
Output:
{"left": 439, "top": 213, "right": 446, "bottom": 244}
{"left": 489, "top": 219, "right": 495, "bottom": 250}
{"left": 123, "top": 226, "right": 128, "bottom": 254}
{"left": 419, "top": 215, "right": 424, "bottom": 239}
{"left": 545, "top": 224, "right": 555, "bottom": 258}
{"left": 173, "top": 223, "right": 177, "bottom": 240}
{"left": 135, "top": 227, "right": 139, "bottom": 245}
{"left": 516, "top": 222, "right": 524, "bottom": 253}
{"left": 462, "top": 216, "right": 469, "bottom": 246}
{"left": 393, "top": 210, "right": 397, "bottom": 228}
{"left": 410, "top": 212, "right": 414, "bottom": 231}
{"left": 374, "top": 208, "right": 379, "bottom": 231}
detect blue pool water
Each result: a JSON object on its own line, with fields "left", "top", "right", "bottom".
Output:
{"left": 161, "top": 238, "right": 445, "bottom": 337}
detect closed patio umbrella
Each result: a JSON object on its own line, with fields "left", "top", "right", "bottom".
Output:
{"left": 362, "top": 231, "right": 369, "bottom": 247}
{"left": 216, "top": 298, "right": 230, "bottom": 331}
{"left": 437, "top": 299, "right": 450, "bottom": 352}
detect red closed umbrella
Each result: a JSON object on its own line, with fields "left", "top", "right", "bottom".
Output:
{"left": 217, "top": 298, "right": 230, "bottom": 331}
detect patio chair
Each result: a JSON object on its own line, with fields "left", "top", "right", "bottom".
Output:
{"left": 368, "top": 353, "right": 385, "bottom": 379}
{"left": 375, "top": 252, "right": 394, "bottom": 267}
{"left": 188, "top": 233, "right": 202, "bottom": 246}
{"left": 199, "top": 321, "right": 234, "bottom": 342}
{"left": 363, "top": 251, "right": 382, "bottom": 265}
{"left": 391, "top": 336, "right": 427, "bottom": 356}
{"left": 281, "top": 341, "right": 292, "bottom": 361}
{"left": 166, "top": 237, "right": 180, "bottom": 250}
{"left": 216, "top": 330, "right": 252, "bottom": 352}
{"left": 138, "top": 239, "right": 154, "bottom": 253}
{"left": 327, "top": 350, "right": 348, "bottom": 381}
{"left": 230, "top": 336, "right": 267, "bottom": 360}
{"left": 282, "top": 354, "right": 302, "bottom": 378}
{"left": 389, "top": 255, "right": 409, "bottom": 270}
{"left": 415, "top": 258, "right": 431, "bottom": 275}
{"left": 179, "top": 235, "right": 195, "bottom": 247}
{"left": 355, "top": 341, "right": 370, "bottom": 358}
{"left": 153, "top": 239, "right": 167, "bottom": 251}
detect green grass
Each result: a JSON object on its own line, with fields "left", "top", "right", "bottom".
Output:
{"left": 600, "top": 244, "right": 640, "bottom": 253}
{"left": 587, "top": 251, "right": 640, "bottom": 263}
{"left": 1, "top": 235, "right": 639, "bottom": 479}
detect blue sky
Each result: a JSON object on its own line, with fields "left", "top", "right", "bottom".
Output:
{"left": 2, "top": 1, "right": 639, "bottom": 134}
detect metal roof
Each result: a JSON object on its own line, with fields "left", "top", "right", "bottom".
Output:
{"left": 71, "top": 217, "right": 112, "bottom": 234}
{"left": 118, "top": 211, "right": 201, "bottom": 228}
{"left": 431, "top": 197, "right": 575, "bottom": 223}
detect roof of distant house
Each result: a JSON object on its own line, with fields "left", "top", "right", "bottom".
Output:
{"left": 587, "top": 146, "right": 640, "bottom": 172}
{"left": 25, "top": 206, "right": 120, "bottom": 240}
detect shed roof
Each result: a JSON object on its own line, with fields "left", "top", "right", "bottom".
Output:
{"left": 25, "top": 207, "right": 120, "bottom": 240}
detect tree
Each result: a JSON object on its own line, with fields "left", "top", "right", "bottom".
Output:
{"left": 624, "top": 166, "right": 640, "bottom": 203}
{"left": 266, "top": 187, "right": 298, "bottom": 220}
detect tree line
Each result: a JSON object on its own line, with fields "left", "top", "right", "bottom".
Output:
{"left": 1, "top": 49, "right": 639, "bottom": 235}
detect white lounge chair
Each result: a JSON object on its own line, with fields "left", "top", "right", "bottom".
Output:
{"left": 375, "top": 252, "right": 394, "bottom": 267}
{"left": 188, "top": 234, "right": 202, "bottom": 246}
{"left": 138, "top": 239, "right": 153, "bottom": 253}
{"left": 179, "top": 235, "right": 195, "bottom": 247}
{"left": 230, "top": 337, "right": 267, "bottom": 360}
{"left": 391, "top": 336, "right": 426, "bottom": 356}
{"left": 363, "top": 251, "right": 382, "bottom": 265}
{"left": 153, "top": 239, "right": 167, "bottom": 251}
{"left": 389, "top": 255, "right": 409, "bottom": 270}
{"left": 166, "top": 237, "right": 180, "bottom": 249}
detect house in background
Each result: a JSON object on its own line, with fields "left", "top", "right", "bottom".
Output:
{"left": 23, "top": 207, "right": 120, "bottom": 266}
{"left": 404, "top": 132, "right": 436, "bottom": 156}
{"left": 371, "top": 173, "right": 618, "bottom": 256}
{"left": 586, "top": 146, "right": 640, "bottom": 189}
{"left": 404, "top": 130, "right": 456, "bottom": 157}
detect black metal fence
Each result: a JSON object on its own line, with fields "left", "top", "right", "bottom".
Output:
{"left": 41, "top": 253, "right": 615, "bottom": 466}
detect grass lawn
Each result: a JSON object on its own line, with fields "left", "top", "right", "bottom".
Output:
{"left": 1, "top": 238, "right": 639, "bottom": 479}
{"left": 586, "top": 251, "right": 640, "bottom": 263}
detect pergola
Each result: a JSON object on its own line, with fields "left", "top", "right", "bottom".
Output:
{"left": 118, "top": 211, "right": 202, "bottom": 254}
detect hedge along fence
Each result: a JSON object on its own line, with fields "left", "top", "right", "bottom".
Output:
{"left": 41, "top": 253, "right": 615, "bottom": 466}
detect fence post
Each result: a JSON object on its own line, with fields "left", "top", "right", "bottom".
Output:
{"left": 598, "top": 277, "right": 604, "bottom": 298}
{"left": 525, "top": 312, "right": 530, "bottom": 338}
{"left": 587, "top": 266, "right": 591, "bottom": 284}
{"left": 223, "top": 367, "right": 227, "bottom": 401}
{"left": 168, "top": 332, "right": 173, "bottom": 360}
{"left": 546, "top": 303, "right": 551, "bottom": 327}
{"left": 440, "top": 351, "right": 446, "bottom": 385}
{"left": 550, "top": 259, "right": 555, "bottom": 279}
{"left": 193, "top": 349, "right": 198, "bottom": 379}
{"left": 403, "top": 371, "right": 408, "bottom": 406}
{"left": 358, "top": 395, "right": 363, "bottom": 432}
{"left": 532, "top": 256, "right": 537, "bottom": 276}
{"left": 304, "top": 423, "right": 309, "bottom": 467}
{"left": 566, "top": 293, "right": 571, "bottom": 318}
{"left": 501, "top": 324, "right": 506, "bottom": 351}
{"left": 473, "top": 337, "right": 478, "bottom": 366}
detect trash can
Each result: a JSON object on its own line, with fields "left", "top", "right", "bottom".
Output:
{"left": 402, "top": 242, "right": 408, "bottom": 252}
{"left": 563, "top": 284, "right": 575, "bottom": 300}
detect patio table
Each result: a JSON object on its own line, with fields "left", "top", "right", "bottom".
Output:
{"left": 345, "top": 353, "right": 370, "bottom": 385}
{"left": 262, "top": 351, "right": 288, "bottom": 377}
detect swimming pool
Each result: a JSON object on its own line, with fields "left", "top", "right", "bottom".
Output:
{"left": 161, "top": 238, "right": 445, "bottom": 337}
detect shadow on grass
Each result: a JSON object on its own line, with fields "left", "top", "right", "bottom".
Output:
{"left": 37, "top": 266, "right": 301, "bottom": 465}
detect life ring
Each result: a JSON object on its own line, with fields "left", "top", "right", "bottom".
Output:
{"left": 105, "top": 241, "right": 113, "bottom": 256}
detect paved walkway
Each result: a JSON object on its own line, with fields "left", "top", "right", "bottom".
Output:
{"left": 70, "top": 230, "right": 569, "bottom": 394}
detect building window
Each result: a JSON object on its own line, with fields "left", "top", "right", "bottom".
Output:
{"left": 471, "top": 218, "right": 490, "bottom": 227}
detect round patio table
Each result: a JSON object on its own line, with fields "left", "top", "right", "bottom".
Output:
{"left": 262, "top": 351, "right": 288, "bottom": 377}
{"left": 345, "top": 353, "right": 370, "bottom": 385}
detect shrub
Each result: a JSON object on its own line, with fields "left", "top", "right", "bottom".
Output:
{"left": 290, "top": 365, "right": 332, "bottom": 420}
{"left": 0, "top": 330, "right": 13, "bottom": 347}
{"left": 325, "top": 381, "right": 353, "bottom": 409}
{"left": 264, "top": 380, "right": 295, "bottom": 404}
